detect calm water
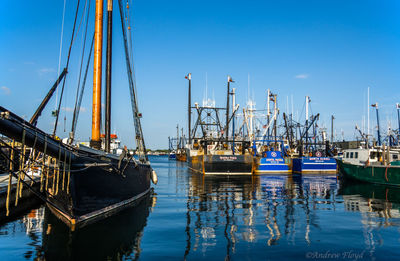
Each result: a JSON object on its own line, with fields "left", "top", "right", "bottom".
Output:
{"left": 1, "top": 156, "right": 400, "bottom": 260}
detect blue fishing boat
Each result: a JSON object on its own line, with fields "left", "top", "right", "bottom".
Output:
{"left": 292, "top": 156, "right": 337, "bottom": 173}
{"left": 168, "top": 152, "right": 176, "bottom": 160}
{"left": 167, "top": 136, "right": 177, "bottom": 160}
{"left": 289, "top": 96, "right": 337, "bottom": 174}
{"left": 254, "top": 150, "right": 291, "bottom": 174}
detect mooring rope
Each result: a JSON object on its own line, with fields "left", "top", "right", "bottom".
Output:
{"left": 0, "top": 147, "right": 67, "bottom": 216}
{"left": 40, "top": 136, "right": 47, "bottom": 192}
{"left": 5, "top": 139, "right": 15, "bottom": 216}
{"left": 15, "top": 129, "right": 26, "bottom": 206}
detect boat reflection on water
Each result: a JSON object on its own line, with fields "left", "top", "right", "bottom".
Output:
{"left": 184, "top": 173, "right": 260, "bottom": 259}
{"left": 339, "top": 181, "right": 400, "bottom": 258}
{"left": 42, "top": 191, "right": 155, "bottom": 260}
{"left": 259, "top": 174, "right": 339, "bottom": 246}
{"left": 182, "top": 171, "right": 339, "bottom": 259}
{"left": 339, "top": 181, "right": 400, "bottom": 224}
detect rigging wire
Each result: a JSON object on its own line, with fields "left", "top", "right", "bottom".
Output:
{"left": 55, "top": 0, "right": 67, "bottom": 111}
{"left": 71, "top": 0, "right": 92, "bottom": 142}
{"left": 72, "top": 0, "right": 89, "bottom": 45}
{"left": 117, "top": 0, "right": 148, "bottom": 161}
{"left": 62, "top": 0, "right": 89, "bottom": 134}
{"left": 127, "top": 0, "right": 134, "bottom": 67}
{"left": 72, "top": 35, "right": 95, "bottom": 141}
{"left": 126, "top": 0, "right": 139, "bottom": 109}
{"left": 53, "top": 0, "right": 82, "bottom": 137}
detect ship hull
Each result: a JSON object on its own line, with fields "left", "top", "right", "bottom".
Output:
{"left": 254, "top": 151, "right": 292, "bottom": 174}
{"left": 47, "top": 153, "right": 151, "bottom": 228}
{"left": 176, "top": 152, "right": 187, "bottom": 162}
{"left": 43, "top": 192, "right": 152, "bottom": 260}
{"left": 292, "top": 157, "right": 337, "bottom": 174}
{"left": 255, "top": 158, "right": 291, "bottom": 174}
{"left": 188, "top": 154, "right": 253, "bottom": 175}
{"left": 338, "top": 159, "right": 400, "bottom": 186}
{"left": 0, "top": 106, "right": 151, "bottom": 228}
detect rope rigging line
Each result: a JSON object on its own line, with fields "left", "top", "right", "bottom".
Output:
{"left": 62, "top": 0, "right": 91, "bottom": 135}
{"left": 53, "top": 0, "right": 82, "bottom": 137}
{"left": 126, "top": 0, "right": 139, "bottom": 110}
{"left": 55, "top": 0, "right": 67, "bottom": 111}
{"left": 73, "top": 0, "right": 90, "bottom": 46}
{"left": 4, "top": 111, "right": 142, "bottom": 163}
{"left": 117, "top": 0, "right": 148, "bottom": 161}
{"left": 72, "top": 0, "right": 90, "bottom": 112}
{"left": 0, "top": 135, "right": 120, "bottom": 183}
{"left": 0, "top": 141, "right": 69, "bottom": 214}
{"left": 71, "top": 0, "right": 92, "bottom": 142}
{"left": 71, "top": 35, "right": 95, "bottom": 142}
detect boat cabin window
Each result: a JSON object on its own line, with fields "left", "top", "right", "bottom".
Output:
{"left": 393, "top": 154, "right": 399, "bottom": 160}
{"left": 355, "top": 152, "right": 358, "bottom": 158}
{"left": 346, "top": 152, "right": 349, "bottom": 158}
{"left": 350, "top": 152, "right": 354, "bottom": 158}
{"left": 369, "top": 152, "right": 381, "bottom": 160}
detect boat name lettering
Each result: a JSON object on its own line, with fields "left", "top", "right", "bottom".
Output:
{"left": 219, "top": 156, "right": 237, "bottom": 161}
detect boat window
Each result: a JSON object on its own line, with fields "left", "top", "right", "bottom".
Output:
{"left": 370, "top": 152, "right": 376, "bottom": 159}
{"left": 355, "top": 152, "right": 358, "bottom": 158}
{"left": 350, "top": 152, "right": 354, "bottom": 158}
{"left": 346, "top": 152, "right": 349, "bottom": 158}
{"left": 393, "top": 154, "right": 399, "bottom": 160}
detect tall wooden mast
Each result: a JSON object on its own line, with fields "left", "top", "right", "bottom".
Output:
{"left": 91, "top": 0, "right": 104, "bottom": 149}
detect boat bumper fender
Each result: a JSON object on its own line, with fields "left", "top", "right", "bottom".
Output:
{"left": 151, "top": 169, "right": 158, "bottom": 185}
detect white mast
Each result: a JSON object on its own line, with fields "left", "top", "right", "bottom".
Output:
{"left": 205, "top": 72, "right": 208, "bottom": 104}
{"left": 247, "top": 73, "right": 250, "bottom": 102}
{"left": 305, "top": 96, "right": 309, "bottom": 122}
{"left": 291, "top": 94, "right": 294, "bottom": 117}
{"left": 367, "top": 87, "right": 370, "bottom": 141}
{"left": 286, "top": 96, "right": 289, "bottom": 114}
{"left": 267, "top": 89, "right": 271, "bottom": 116}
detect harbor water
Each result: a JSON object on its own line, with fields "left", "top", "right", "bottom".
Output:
{"left": 1, "top": 156, "right": 400, "bottom": 260}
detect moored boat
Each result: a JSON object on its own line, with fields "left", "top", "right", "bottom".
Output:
{"left": 338, "top": 147, "right": 400, "bottom": 186}
{"left": 0, "top": 0, "right": 156, "bottom": 228}
{"left": 185, "top": 74, "right": 253, "bottom": 175}
{"left": 189, "top": 151, "right": 253, "bottom": 175}
{"left": 289, "top": 96, "right": 337, "bottom": 174}
{"left": 168, "top": 151, "right": 177, "bottom": 160}
{"left": 254, "top": 150, "right": 291, "bottom": 174}
{"left": 293, "top": 156, "right": 337, "bottom": 174}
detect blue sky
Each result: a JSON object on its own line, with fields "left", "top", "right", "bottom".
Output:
{"left": 1, "top": 0, "right": 400, "bottom": 149}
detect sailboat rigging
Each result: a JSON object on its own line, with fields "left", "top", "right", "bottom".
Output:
{"left": 0, "top": 0, "right": 156, "bottom": 228}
